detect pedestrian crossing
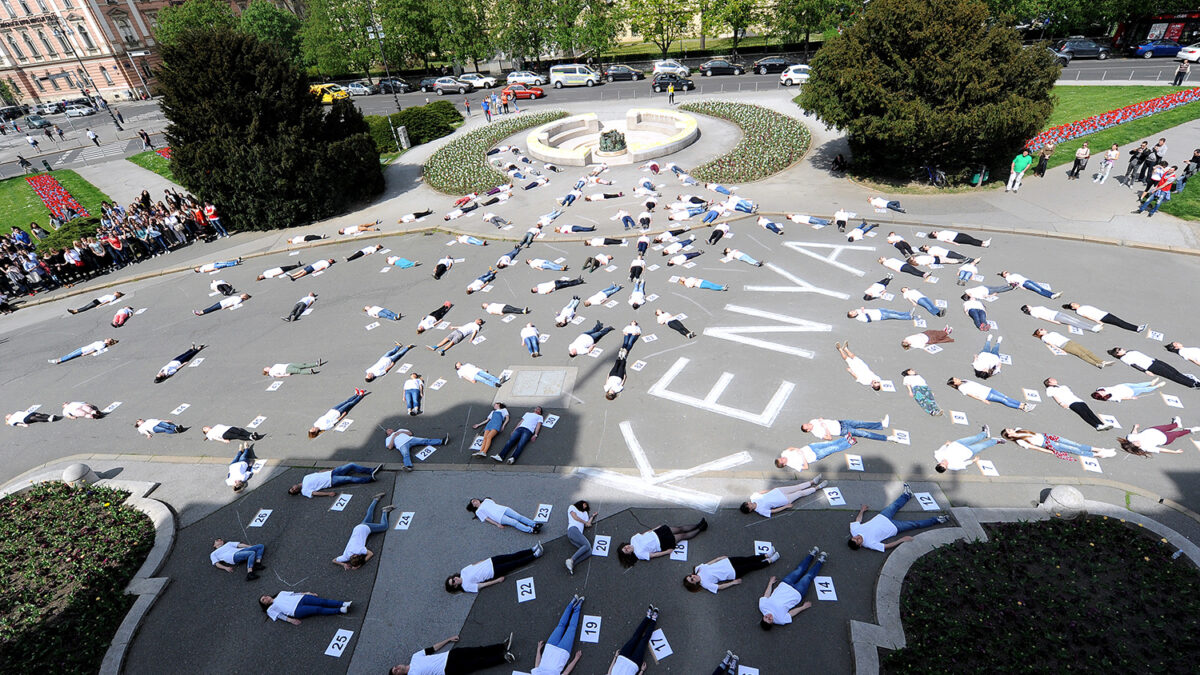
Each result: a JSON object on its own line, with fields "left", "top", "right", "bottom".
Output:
{"left": 56, "top": 139, "right": 136, "bottom": 164}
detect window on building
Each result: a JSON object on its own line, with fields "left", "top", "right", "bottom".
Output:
{"left": 21, "top": 32, "right": 38, "bottom": 58}
{"left": 115, "top": 18, "right": 137, "bottom": 46}
{"left": 34, "top": 0, "right": 46, "bottom": 12}
{"left": 17, "top": 0, "right": 31, "bottom": 16}
{"left": 64, "top": 72, "right": 74, "bottom": 87}
{"left": 34, "top": 77, "right": 44, "bottom": 91}
{"left": 5, "top": 35, "right": 23, "bottom": 60}
{"left": 76, "top": 24, "right": 94, "bottom": 49}
{"left": 100, "top": 64, "right": 113, "bottom": 85}
{"left": 54, "top": 30, "right": 70, "bottom": 54}
{"left": 141, "top": 62, "right": 151, "bottom": 79}
{"left": 62, "top": 0, "right": 71, "bottom": 6}
{"left": 48, "top": 76, "right": 59, "bottom": 90}
{"left": 0, "top": 0, "right": 14, "bottom": 19}
{"left": 37, "top": 30, "right": 55, "bottom": 56}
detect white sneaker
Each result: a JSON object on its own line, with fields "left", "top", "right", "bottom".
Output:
{"left": 881, "top": 414, "right": 890, "bottom": 428}
{"left": 565, "top": 558, "right": 574, "bottom": 574}
{"left": 767, "top": 550, "right": 780, "bottom": 563}
{"left": 1094, "top": 448, "right": 1116, "bottom": 458}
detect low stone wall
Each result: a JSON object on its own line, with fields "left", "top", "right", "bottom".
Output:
{"left": 526, "top": 108, "right": 699, "bottom": 166}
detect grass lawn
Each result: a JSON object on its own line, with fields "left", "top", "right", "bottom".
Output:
{"left": 0, "top": 170, "right": 111, "bottom": 236}
{"left": 885, "top": 517, "right": 1200, "bottom": 672}
{"left": 125, "top": 149, "right": 176, "bottom": 182}
{"left": 1045, "top": 86, "right": 1175, "bottom": 128}
{"left": 1160, "top": 175, "right": 1200, "bottom": 220}
{"left": 1046, "top": 98, "right": 1200, "bottom": 170}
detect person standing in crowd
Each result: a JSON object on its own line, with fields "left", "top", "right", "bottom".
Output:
{"left": 1094, "top": 143, "right": 1120, "bottom": 184}
{"left": 1125, "top": 141, "right": 1151, "bottom": 183}
{"left": 1034, "top": 141, "right": 1055, "bottom": 177}
{"left": 1174, "top": 60, "right": 1191, "bottom": 86}
{"left": 1007, "top": 148, "right": 1032, "bottom": 193}
{"left": 1067, "top": 141, "right": 1090, "bottom": 180}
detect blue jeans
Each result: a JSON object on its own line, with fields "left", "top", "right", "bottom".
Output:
{"left": 879, "top": 492, "right": 941, "bottom": 533}
{"left": 873, "top": 308, "right": 915, "bottom": 321}
{"left": 710, "top": 184, "right": 733, "bottom": 195}
{"left": 499, "top": 508, "right": 536, "bottom": 532}
{"left": 622, "top": 215, "right": 636, "bottom": 229}
{"left": 329, "top": 463, "right": 375, "bottom": 486}
{"left": 601, "top": 283, "right": 620, "bottom": 297}
{"left": 732, "top": 199, "right": 754, "bottom": 213}
{"left": 209, "top": 219, "right": 229, "bottom": 237}
{"left": 562, "top": 194, "right": 577, "bottom": 206}
{"left": 1046, "top": 436, "right": 1097, "bottom": 457}
{"left": 293, "top": 595, "right": 343, "bottom": 618}
{"left": 377, "top": 307, "right": 399, "bottom": 321}
{"left": 810, "top": 436, "right": 853, "bottom": 460}
{"left": 781, "top": 550, "right": 823, "bottom": 596}
{"left": 958, "top": 268, "right": 974, "bottom": 283}
{"left": 763, "top": 220, "right": 783, "bottom": 233}
{"left": 232, "top": 544, "right": 264, "bottom": 569}
{"left": 622, "top": 333, "right": 638, "bottom": 350}
{"left": 541, "top": 261, "right": 566, "bottom": 271}
{"left": 57, "top": 347, "right": 86, "bottom": 362}
{"left": 979, "top": 338, "right": 1000, "bottom": 357}
{"left": 404, "top": 388, "right": 421, "bottom": 410}
{"left": 953, "top": 430, "right": 1001, "bottom": 457}
{"left": 214, "top": 260, "right": 238, "bottom": 270}
{"left": 475, "top": 371, "right": 502, "bottom": 387}
{"left": 463, "top": 236, "right": 484, "bottom": 245}
{"left": 331, "top": 392, "right": 365, "bottom": 415}
{"left": 968, "top": 308, "right": 988, "bottom": 329}
{"left": 390, "top": 257, "right": 417, "bottom": 268}
{"left": 839, "top": 420, "right": 886, "bottom": 442}
{"left": 985, "top": 389, "right": 1022, "bottom": 409}
{"left": 915, "top": 297, "right": 941, "bottom": 316}
{"left": 1021, "top": 280, "right": 1054, "bottom": 298}
{"left": 524, "top": 335, "right": 540, "bottom": 354}
{"left": 698, "top": 279, "right": 725, "bottom": 291}
{"left": 395, "top": 435, "right": 444, "bottom": 468}
{"left": 231, "top": 447, "right": 251, "bottom": 464}
{"left": 584, "top": 324, "right": 613, "bottom": 342}
{"left": 362, "top": 496, "right": 390, "bottom": 532}
{"left": 735, "top": 252, "right": 760, "bottom": 265}
{"left": 154, "top": 421, "right": 179, "bottom": 434}
{"left": 498, "top": 427, "right": 534, "bottom": 460}
{"left": 478, "top": 270, "right": 497, "bottom": 284}
{"left": 702, "top": 210, "right": 720, "bottom": 223}
{"left": 547, "top": 599, "right": 583, "bottom": 651}
{"left": 382, "top": 344, "right": 410, "bottom": 365}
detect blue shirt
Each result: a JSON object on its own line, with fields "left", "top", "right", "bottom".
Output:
{"left": 484, "top": 408, "right": 509, "bottom": 431}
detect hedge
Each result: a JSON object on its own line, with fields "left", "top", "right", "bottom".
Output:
{"left": 364, "top": 100, "right": 463, "bottom": 154}
{"left": 680, "top": 101, "right": 811, "bottom": 183}
{"left": 424, "top": 110, "right": 568, "bottom": 195}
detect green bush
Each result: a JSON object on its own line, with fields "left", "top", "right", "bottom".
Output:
{"left": 424, "top": 110, "right": 568, "bottom": 194}
{"left": 363, "top": 101, "right": 462, "bottom": 154}
{"left": 425, "top": 100, "right": 463, "bottom": 126}
{"left": 34, "top": 217, "right": 102, "bottom": 253}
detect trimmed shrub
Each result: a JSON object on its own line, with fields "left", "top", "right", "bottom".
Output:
{"left": 34, "top": 217, "right": 102, "bottom": 253}
{"left": 363, "top": 101, "right": 463, "bottom": 154}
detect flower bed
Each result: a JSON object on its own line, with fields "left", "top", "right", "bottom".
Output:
{"left": 679, "top": 101, "right": 810, "bottom": 183}
{"left": 884, "top": 517, "right": 1200, "bottom": 672}
{"left": 0, "top": 482, "right": 153, "bottom": 671}
{"left": 424, "top": 110, "right": 568, "bottom": 195}
{"left": 25, "top": 174, "right": 90, "bottom": 220}
{"left": 155, "top": 147, "right": 172, "bottom": 160}
{"left": 1026, "top": 87, "right": 1200, "bottom": 150}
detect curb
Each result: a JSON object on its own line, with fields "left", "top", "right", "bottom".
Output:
{"left": 849, "top": 495, "right": 1200, "bottom": 673}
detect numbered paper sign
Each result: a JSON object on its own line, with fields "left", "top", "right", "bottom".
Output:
{"left": 335, "top": 419, "right": 353, "bottom": 432}
{"left": 893, "top": 430, "right": 911, "bottom": 445}
{"left": 987, "top": 320, "right": 998, "bottom": 330}
{"left": 592, "top": 535, "right": 611, "bottom": 557}
{"left": 647, "top": 264, "right": 661, "bottom": 272}
{"left": 845, "top": 454, "right": 865, "bottom": 471}
{"left": 415, "top": 445, "right": 437, "bottom": 461}
{"left": 588, "top": 348, "right": 604, "bottom": 359}
{"left": 1098, "top": 414, "right": 1121, "bottom": 429}
{"left": 670, "top": 540, "right": 688, "bottom": 561}
{"left": 950, "top": 410, "right": 969, "bottom": 425}
{"left": 1080, "top": 456, "right": 1103, "bottom": 474}
{"left": 1162, "top": 394, "right": 1183, "bottom": 408}
{"left": 171, "top": 403, "right": 190, "bottom": 415}
{"left": 188, "top": 357, "right": 205, "bottom": 368}
{"left": 471, "top": 336, "right": 487, "bottom": 345}
{"left": 879, "top": 380, "right": 896, "bottom": 393}
{"left": 543, "top": 415, "right": 560, "bottom": 429}
{"left": 934, "top": 299, "right": 948, "bottom": 309}
{"left": 642, "top": 334, "right": 658, "bottom": 342}
{"left": 539, "top": 334, "right": 550, "bottom": 343}
{"left": 248, "top": 509, "right": 272, "bottom": 527}
{"left": 102, "top": 401, "right": 122, "bottom": 414}
{"left": 365, "top": 322, "right": 380, "bottom": 331}
{"left": 429, "top": 379, "right": 447, "bottom": 391}
{"left": 470, "top": 436, "right": 485, "bottom": 451}
{"left": 924, "top": 345, "right": 943, "bottom": 354}
{"left": 436, "top": 321, "right": 451, "bottom": 330}
{"left": 928, "top": 276, "right": 940, "bottom": 284}
{"left": 913, "top": 318, "right": 927, "bottom": 329}
{"left": 481, "top": 285, "right": 494, "bottom": 293}
{"left": 823, "top": 486, "right": 846, "bottom": 506}
{"left": 649, "top": 629, "right": 673, "bottom": 661}
{"left": 570, "top": 315, "right": 587, "bottom": 325}
{"left": 500, "top": 370, "right": 514, "bottom": 381}
{"left": 754, "top": 541, "right": 774, "bottom": 557}
{"left": 516, "top": 577, "right": 537, "bottom": 603}
{"left": 1148, "top": 330, "right": 1164, "bottom": 341}
{"left": 502, "top": 315, "right": 516, "bottom": 324}
{"left": 330, "top": 494, "right": 352, "bottom": 511}
{"left": 135, "top": 307, "right": 148, "bottom": 314}
{"left": 881, "top": 293, "right": 895, "bottom": 301}
{"left": 580, "top": 615, "right": 603, "bottom": 644}
{"left": 646, "top": 293, "right": 659, "bottom": 302}
{"left": 631, "top": 360, "right": 647, "bottom": 372}
{"left": 324, "top": 629, "right": 354, "bottom": 658}
{"left": 397, "top": 363, "right": 413, "bottom": 374}
{"left": 682, "top": 262, "right": 696, "bottom": 269}
{"left": 1023, "top": 389, "right": 1041, "bottom": 402}
{"left": 605, "top": 265, "right": 618, "bottom": 272}
{"left": 999, "top": 353, "right": 1013, "bottom": 365}
{"left": 534, "top": 504, "right": 553, "bottom": 523}
{"left": 914, "top": 492, "right": 939, "bottom": 511}
{"left": 250, "top": 459, "right": 266, "bottom": 474}
{"left": 266, "top": 381, "right": 283, "bottom": 392}
{"left": 978, "top": 460, "right": 1000, "bottom": 477}
{"left": 247, "top": 416, "right": 267, "bottom": 429}
{"left": 814, "top": 576, "right": 838, "bottom": 601}
{"left": 394, "top": 511, "right": 415, "bottom": 530}
{"left": 738, "top": 667, "right": 760, "bottom": 675}
{"left": 1069, "top": 325, "right": 1084, "bottom": 335}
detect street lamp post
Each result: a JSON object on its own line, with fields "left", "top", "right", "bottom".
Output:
{"left": 362, "top": 0, "right": 405, "bottom": 153}
{"left": 126, "top": 50, "right": 152, "bottom": 100}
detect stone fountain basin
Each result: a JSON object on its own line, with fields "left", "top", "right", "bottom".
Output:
{"left": 526, "top": 109, "right": 699, "bottom": 166}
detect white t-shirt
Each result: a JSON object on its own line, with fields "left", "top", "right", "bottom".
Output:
{"left": 535, "top": 281, "right": 558, "bottom": 294}
{"left": 300, "top": 470, "right": 333, "bottom": 497}
{"left": 604, "top": 375, "right": 624, "bottom": 394}
{"left": 205, "top": 424, "right": 232, "bottom": 441}
{"left": 314, "top": 409, "right": 341, "bottom": 431}
{"left": 833, "top": 209, "right": 850, "bottom": 222}
{"left": 482, "top": 303, "right": 508, "bottom": 315}
{"left": 209, "top": 280, "right": 226, "bottom": 293}
{"left": 864, "top": 281, "right": 886, "bottom": 299}
{"left": 1003, "top": 272, "right": 1028, "bottom": 285}
{"left": 972, "top": 352, "right": 1001, "bottom": 373}
{"left": 219, "top": 296, "right": 243, "bottom": 310}
{"left": 1046, "top": 384, "right": 1082, "bottom": 407}
{"left": 473, "top": 498, "right": 506, "bottom": 524}
{"left": 366, "top": 356, "right": 392, "bottom": 378}
{"left": 137, "top": 418, "right": 162, "bottom": 435}
{"left": 806, "top": 418, "right": 841, "bottom": 439}
{"left": 1120, "top": 351, "right": 1154, "bottom": 370}
{"left": 962, "top": 285, "right": 992, "bottom": 300}
{"left": 408, "top": 649, "right": 450, "bottom": 675}
{"left": 532, "top": 643, "right": 571, "bottom": 675}
{"left": 567, "top": 504, "right": 588, "bottom": 532}
{"left": 335, "top": 523, "right": 371, "bottom": 562}
{"left": 1040, "top": 331, "right": 1069, "bottom": 348}
{"left": 881, "top": 258, "right": 904, "bottom": 272}
{"left": 555, "top": 304, "right": 576, "bottom": 324}
{"left": 901, "top": 288, "right": 925, "bottom": 303}
{"left": 404, "top": 378, "right": 423, "bottom": 392}
{"left": 569, "top": 334, "right": 595, "bottom": 355}
{"left": 1028, "top": 306, "right": 1057, "bottom": 322}
{"left": 681, "top": 277, "right": 704, "bottom": 288}
{"left": 82, "top": 340, "right": 107, "bottom": 355}
{"left": 311, "top": 259, "right": 331, "bottom": 272}
{"left": 97, "top": 293, "right": 118, "bottom": 305}
{"left": 610, "top": 656, "right": 640, "bottom": 675}
{"left": 268, "top": 363, "right": 289, "bottom": 377}
{"left": 751, "top": 488, "right": 790, "bottom": 517}
{"left": 869, "top": 197, "right": 890, "bottom": 209}
{"left": 934, "top": 442, "right": 975, "bottom": 471}
{"left": 630, "top": 530, "right": 661, "bottom": 560}
{"left": 586, "top": 290, "right": 608, "bottom": 305}
{"left": 846, "top": 357, "right": 878, "bottom": 386}
{"left": 517, "top": 411, "right": 544, "bottom": 432}
{"left": 457, "top": 363, "right": 481, "bottom": 381}
{"left": 62, "top": 401, "right": 89, "bottom": 418}
{"left": 418, "top": 315, "right": 439, "bottom": 331}
{"left": 5, "top": 410, "right": 30, "bottom": 426}
{"left": 854, "top": 308, "right": 884, "bottom": 322}
{"left": 903, "top": 374, "right": 928, "bottom": 389}
{"left": 160, "top": 359, "right": 183, "bottom": 377}
{"left": 962, "top": 299, "right": 984, "bottom": 314}
{"left": 356, "top": 245, "right": 377, "bottom": 256}
{"left": 457, "top": 322, "right": 481, "bottom": 338}
{"left": 1097, "top": 384, "right": 1135, "bottom": 401}
{"left": 459, "top": 559, "right": 495, "bottom": 592}
{"left": 266, "top": 591, "right": 303, "bottom": 621}
{"left": 226, "top": 461, "right": 249, "bottom": 486}
{"left": 850, "top": 514, "right": 899, "bottom": 552}
{"left": 695, "top": 557, "right": 735, "bottom": 592}
{"left": 1128, "top": 428, "right": 1170, "bottom": 451}
{"left": 520, "top": 325, "right": 539, "bottom": 340}
{"left": 1074, "top": 305, "right": 1107, "bottom": 322}
{"left": 956, "top": 380, "right": 991, "bottom": 400}
{"left": 1176, "top": 346, "right": 1200, "bottom": 365}
{"left": 905, "top": 332, "right": 930, "bottom": 349}
{"left": 261, "top": 267, "right": 284, "bottom": 278}
{"left": 758, "top": 581, "right": 803, "bottom": 625}
{"left": 934, "top": 230, "right": 961, "bottom": 243}
{"left": 365, "top": 305, "right": 386, "bottom": 318}
{"left": 210, "top": 541, "right": 241, "bottom": 566}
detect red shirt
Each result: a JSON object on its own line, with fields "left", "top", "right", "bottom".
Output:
{"left": 204, "top": 205, "right": 219, "bottom": 220}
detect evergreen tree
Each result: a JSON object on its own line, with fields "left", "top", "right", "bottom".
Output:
{"left": 158, "top": 28, "right": 383, "bottom": 232}
{"left": 798, "top": 0, "right": 1059, "bottom": 181}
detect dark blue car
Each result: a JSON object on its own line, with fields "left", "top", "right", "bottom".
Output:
{"left": 1130, "top": 39, "right": 1183, "bottom": 59}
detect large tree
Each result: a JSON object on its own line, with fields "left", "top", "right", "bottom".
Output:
{"left": 715, "top": 0, "right": 760, "bottom": 56}
{"left": 300, "top": 0, "right": 378, "bottom": 78}
{"left": 770, "top": 0, "right": 837, "bottom": 59}
{"left": 153, "top": 0, "right": 237, "bottom": 48}
{"left": 379, "top": 0, "right": 442, "bottom": 70}
{"left": 798, "top": 0, "right": 1058, "bottom": 181}
{"left": 238, "top": 0, "right": 303, "bottom": 63}
{"left": 624, "top": 0, "right": 691, "bottom": 56}
{"left": 430, "top": 0, "right": 493, "bottom": 72}
{"left": 158, "top": 28, "right": 383, "bottom": 232}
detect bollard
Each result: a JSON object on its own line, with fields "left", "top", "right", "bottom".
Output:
{"left": 41, "top": 159, "right": 52, "bottom": 171}
{"left": 63, "top": 463, "right": 99, "bottom": 488}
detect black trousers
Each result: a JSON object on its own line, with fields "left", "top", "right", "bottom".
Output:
{"left": 444, "top": 643, "right": 507, "bottom": 674}
{"left": 1068, "top": 401, "right": 1104, "bottom": 429}
{"left": 490, "top": 548, "right": 538, "bottom": 577}
{"left": 1099, "top": 312, "right": 1139, "bottom": 332}
{"left": 222, "top": 427, "right": 257, "bottom": 441}
{"left": 1146, "top": 360, "right": 1200, "bottom": 388}
{"left": 729, "top": 554, "right": 772, "bottom": 578}
{"left": 667, "top": 319, "right": 691, "bottom": 337}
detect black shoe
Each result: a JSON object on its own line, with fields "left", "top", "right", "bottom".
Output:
{"left": 246, "top": 571, "right": 259, "bottom": 581}
{"left": 698, "top": 518, "right": 708, "bottom": 532}
{"left": 177, "top": 426, "right": 189, "bottom": 433}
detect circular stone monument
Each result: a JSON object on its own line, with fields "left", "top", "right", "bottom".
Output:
{"left": 526, "top": 108, "right": 700, "bottom": 166}
{"left": 63, "top": 462, "right": 99, "bottom": 487}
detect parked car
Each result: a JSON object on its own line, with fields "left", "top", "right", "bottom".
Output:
{"left": 751, "top": 56, "right": 792, "bottom": 74}
{"left": 34, "top": 102, "right": 65, "bottom": 115}
{"left": 698, "top": 59, "right": 745, "bottom": 76}
{"left": 549, "top": 64, "right": 600, "bottom": 88}
{"left": 651, "top": 73, "right": 694, "bottom": 92}
{"left": 1179, "top": 42, "right": 1200, "bottom": 62}
{"left": 1130, "top": 38, "right": 1183, "bottom": 59}
{"left": 378, "top": 78, "right": 413, "bottom": 94}
{"left": 458, "top": 73, "right": 497, "bottom": 89}
{"left": 1052, "top": 37, "right": 1110, "bottom": 60}
{"left": 433, "top": 77, "right": 473, "bottom": 95}
{"left": 63, "top": 104, "right": 96, "bottom": 118}
{"left": 345, "top": 81, "right": 378, "bottom": 96}
{"left": 501, "top": 84, "right": 545, "bottom": 100}
{"left": 1046, "top": 45, "right": 1072, "bottom": 66}
{"left": 652, "top": 59, "right": 689, "bottom": 77}
{"left": 310, "top": 83, "right": 349, "bottom": 103}
{"left": 506, "top": 70, "right": 545, "bottom": 86}
{"left": 418, "top": 77, "right": 441, "bottom": 93}
{"left": 779, "top": 64, "right": 810, "bottom": 86}
{"left": 23, "top": 114, "right": 51, "bottom": 128}
{"left": 604, "top": 64, "right": 645, "bottom": 82}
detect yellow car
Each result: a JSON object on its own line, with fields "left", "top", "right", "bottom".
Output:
{"left": 310, "top": 83, "right": 349, "bottom": 103}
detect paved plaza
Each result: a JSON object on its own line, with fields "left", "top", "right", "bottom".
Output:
{"left": 4, "top": 89, "right": 1200, "bottom": 674}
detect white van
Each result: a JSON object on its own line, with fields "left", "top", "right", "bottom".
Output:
{"left": 549, "top": 64, "right": 600, "bottom": 88}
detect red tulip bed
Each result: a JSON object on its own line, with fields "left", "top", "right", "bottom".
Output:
{"left": 155, "top": 147, "right": 171, "bottom": 160}
{"left": 25, "top": 173, "right": 90, "bottom": 221}
{"left": 1025, "top": 87, "right": 1200, "bottom": 150}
